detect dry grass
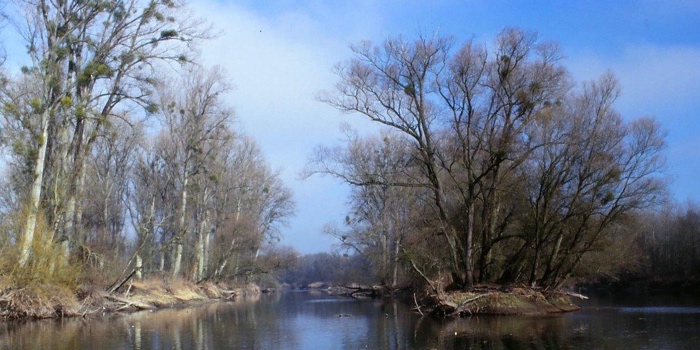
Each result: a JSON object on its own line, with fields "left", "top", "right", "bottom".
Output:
{"left": 121, "top": 278, "right": 215, "bottom": 308}
{"left": 0, "top": 210, "right": 265, "bottom": 319}
{"left": 0, "top": 212, "right": 82, "bottom": 290}
{"left": 0, "top": 211, "right": 83, "bottom": 319}
{"left": 0, "top": 211, "right": 267, "bottom": 320}
{"left": 0, "top": 282, "right": 80, "bottom": 319}
{"left": 437, "top": 285, "right": 582, "bottom": 316}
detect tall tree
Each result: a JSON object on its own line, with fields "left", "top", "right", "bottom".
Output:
{"left": 320, "top": 29, "right": 569, "bottom": 288}
{"left": 318, "top": 28, "right": 666, "bottom": 290}
{"left": 3, "top": 0, "right": 205, "bottom": 266}
{"left": 156, "top": 65, "right": 234, "bottom": 278}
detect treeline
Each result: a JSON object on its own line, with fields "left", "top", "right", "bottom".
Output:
{"left": 306, "top": 28, "right": 668, "bottom": 291}
{"left": 0, "top": 0, "right": 294, "bottom": 289}
{"left": 279, "top": 252, "right": 375, "bottom": 287}
{"left": 634, "top": 202, "right": 700, "bottom": 284}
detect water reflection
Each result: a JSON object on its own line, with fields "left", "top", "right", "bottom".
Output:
{"left": 1, "top": 291, "right": 700, "bottom": 349}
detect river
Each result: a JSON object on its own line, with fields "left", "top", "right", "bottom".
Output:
{"left": 1, "top": 290, "right": 699, "bottom": 349}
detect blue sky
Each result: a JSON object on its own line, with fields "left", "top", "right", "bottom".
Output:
{"left": 3, "top": 1, "right": 696, "bottom": 254}
{"left": 186, "top": 0, "right": 700, "bottom": 254}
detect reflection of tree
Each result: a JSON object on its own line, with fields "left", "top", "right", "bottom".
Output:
{"left": 412, "top": 315, "right": 578, "bottom": 349}
{"left": 5, "top": 294, "right": 696, "bottom": 349}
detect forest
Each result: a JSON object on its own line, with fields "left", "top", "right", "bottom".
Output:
{"left": 0, "top": 0, "right": 697, "bottom": 314}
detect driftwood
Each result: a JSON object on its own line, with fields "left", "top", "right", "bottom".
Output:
{"left": 105, "top": 295, "right": 155, "bottom": 310}
{"left": 107, "top": 268, "right": 137, "bottom": 294}
{"left": 558, "top": 291, "right": 589, "bottom": 300}
{"left": 218, "top": 289, "right": 237, "bottom": 300}
{"left": 339, "top": 285, "right": 388, "bottom": 298}
{"left": 448, "top": 292, "right": 497, "bottom": 317}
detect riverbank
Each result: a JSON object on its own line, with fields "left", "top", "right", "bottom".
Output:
{"left": 0, "top": 278, "right": 261, "bottom": 320}
{"left": 2, "top": 278, "right": 586, "bottom": 320}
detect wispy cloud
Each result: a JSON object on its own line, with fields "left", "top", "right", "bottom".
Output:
{"left": 189, "top": 0, "right": 383, "bottom": 253}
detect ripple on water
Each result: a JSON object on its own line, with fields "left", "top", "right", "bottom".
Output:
{"left": 618, "top": 307, "right": 700, "bottom": 314}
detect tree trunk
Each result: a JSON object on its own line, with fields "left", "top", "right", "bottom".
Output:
{"left": 135, "top": 254, "right": 143, "bottom": 280}
{"left": 18, "top": 110, "right": 51, "bottom": 267}
{"left": 392, "top": 236, "right": 401, "bottom": 288}
{"left": 172, "top": 161, "right": 190, "bottom": 277}
{"left": 62, "top": 107, "right": 88, "bottom": 260}
{"left": 195, "top": 186, "right": 210, "bottom": 281}
{"left": 195, "top": 215, "right": 207, "bottom": 281}
{"left": 464, "top": 199, "right": 475, "bottom": 288}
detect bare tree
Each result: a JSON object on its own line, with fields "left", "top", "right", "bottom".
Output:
{"left": 306, "top": 126, "right": 416, "bottom": 287}
{"left": 319, "top": 28, "right": 666, "bottom": 290}
{"left": 156, "top": 65, "right": 234, "bottom": 278}
{"left": 320, "top": 29, "right": 570, "bottom": 289}
{"left": 81, "top": 117, "right": 142, "bottom": 263}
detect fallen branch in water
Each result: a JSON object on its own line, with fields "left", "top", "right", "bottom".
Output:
{"left": 105, "top": 295, "right": 155, "bottom": 310}
{"left": 557, "top": 291, "right": 589, "bottom": 300}
{"left": 448, "top": 293, "right": 496, "bottom": 317}
{"left": 338, "top": 285, "right": 388, "bottom": 298}
{"left": 219, "top": 290, "right": 237, "bottom": 300}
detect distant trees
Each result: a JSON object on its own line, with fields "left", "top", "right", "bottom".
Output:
{"left": 636, "top": 202, "right": 700, "bottom": 282}
{"left": 280, "top": 252, "right": 374, "bottom": 287}
{"left": 155, "top": 65, "right": 235, "bottom": 278}
{"left": 312, "top": 28, "right": 667, "bottom": 290}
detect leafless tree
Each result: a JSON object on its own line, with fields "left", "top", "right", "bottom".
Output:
{"left": 155, "top": 64, "right": 234, "bottom": 278}
{"left": 307, "top": 126, "right": 416, "bottom": 286}
{"left": 320, "top": 29, "right": 571, "bottom": 289}
{"left": 318, "top": 28, "right": 667, "bottom": 290}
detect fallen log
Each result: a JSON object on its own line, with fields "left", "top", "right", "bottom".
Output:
{"left": 339, "top": 284, "right": 389, "bottom": 298}
{"left": 558, "top": 291, "right": 589, "bottom": 300}
{"left": 448, "top": 293, "right": 496, "bottom": 317}
{"left": 105, "top": 295, "right": 155, "bottom": 310}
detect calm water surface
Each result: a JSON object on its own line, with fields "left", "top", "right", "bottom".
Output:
{"left": 1, "top": 290, "right": 699, "bottom": 349}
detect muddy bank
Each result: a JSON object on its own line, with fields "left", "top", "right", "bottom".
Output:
{"left": 0, "top": 279, "right": 261, "bottom": 320}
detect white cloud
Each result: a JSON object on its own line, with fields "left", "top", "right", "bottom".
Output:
{"left": 188, "top": 0, "right": 383, "bottom": 253}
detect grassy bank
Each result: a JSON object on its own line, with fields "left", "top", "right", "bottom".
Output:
{"left": 297, "top": 281, "right": 583, "bottom": 317}
{"left": 0, "top": 278, "right": 261, "bottom": 320}
{"left": 427, "top": 286, "right": 584, "bottom": 317}
{"left": 0, "top": 222, "right": 262, "bottom": 320}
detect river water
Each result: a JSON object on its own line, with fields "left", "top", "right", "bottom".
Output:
{"left": 1, "top": 290, "right": 699, "bottom": 349}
